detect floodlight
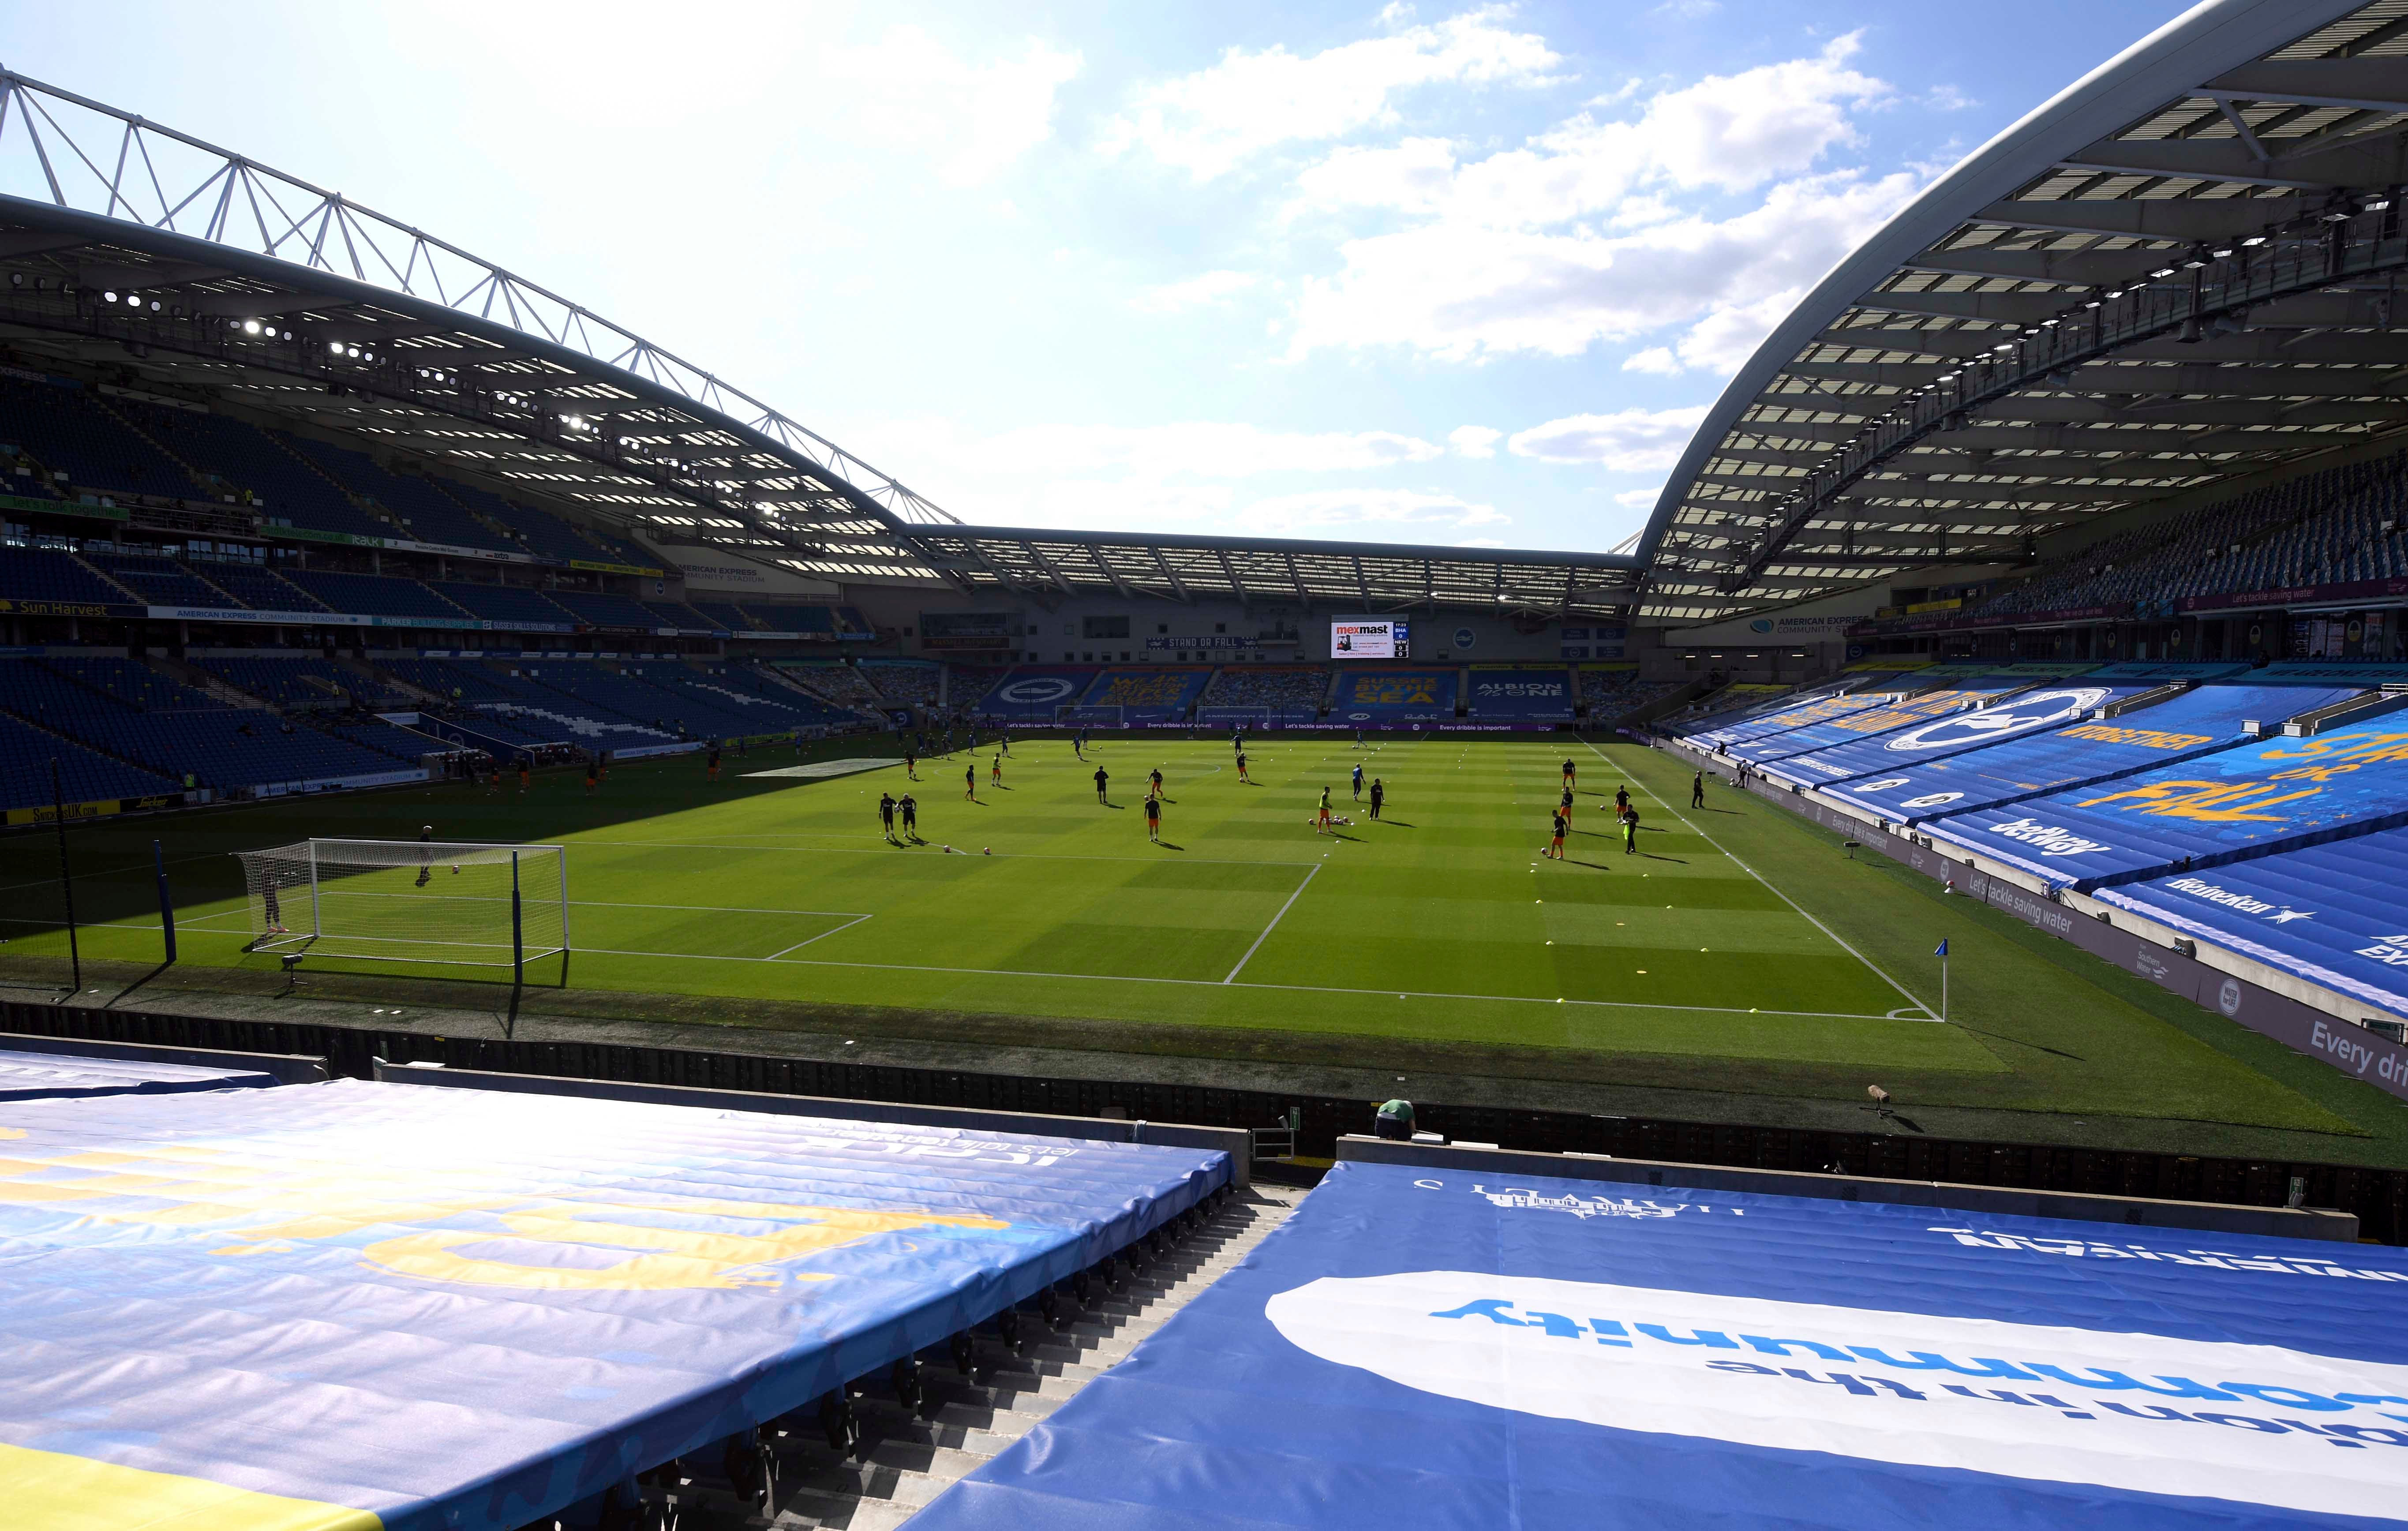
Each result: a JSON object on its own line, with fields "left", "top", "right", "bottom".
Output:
{"left": 2240, "top": 235, "right": 2266, "bottom": 247}
{"left": 2105, "top": 289, "right": 2124, "bottom": 299}
{"left": 2366, "top": 197, "right": 2392, "bottom": 211}
{"left": 102, "top": 290, "right": 117, "bottom": 303}
{"left": 2083, "top": 300, "right": 2100, "bottom": 309}
{"left": 243, "top": 318, "right": 261, "bottom": 334}
{"left": 2211, "top": 247, "right": 2234, "bottom": 258}
{"left": 329, "top": 341, "right": 344, "bottom": 355}
{"left": 2150, "top": 267, "right": 2176, "bottom": 278}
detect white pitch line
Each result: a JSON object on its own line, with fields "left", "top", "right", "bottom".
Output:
{"left": 1579, "top": 734, "right": 1939, "bottom": 1022}
{"left": 1223, "top": 863, "right": 1321, "bottom": 983}
{"left": 552, "top": 941, "right": 1905, "bottom": 1022}
{"left": 765, "top": 913, "right": 875, "bottom": 959}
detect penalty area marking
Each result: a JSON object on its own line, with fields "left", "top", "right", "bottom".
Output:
{"left": 745, "top": 756, "right": 905, "bottom": 780}
{"left": 1580, "top": 735, "right": 1940, "bottom": 1022}
{"left": 1223, "top": 863, "right": 1319, "bottom": 984}
{"left": 556, "top": 941, "right": 1914, "bottom": 1023}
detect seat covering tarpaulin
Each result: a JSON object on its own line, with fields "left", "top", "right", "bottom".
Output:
{"left": 0, "top": 1047, "right": 280, "bottom": 1100}
{"left": 1724, "top": 677, "right": 2024, "bottom": 763}
{"left": 1828, "top": 684, "right": 2360, "bottom": 824}
{"left": 0, "top": 1079, "right": 1227, "bottom": 1531}
{"left": 1692, "top": 688, "right": 1893, "bottom": 750}
{"left": 914, "top": 1160, "right": 2408, "bottom": 1531}
{"left": 1925, "top": 720, "right": 2408, "bottom": 889}
{"left": 1760, "top": 682, "right": 2157, "bottom": 789}
{"left": 2099, "top": 824, "right": 2408, "bottom": 1021}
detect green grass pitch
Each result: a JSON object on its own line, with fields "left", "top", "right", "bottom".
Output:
{"left": 7, "top": 732, "right": 2408, "bottom": 1164}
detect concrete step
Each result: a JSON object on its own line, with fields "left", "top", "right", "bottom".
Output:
{"left": 666, "top": 1187, "right": 1302, "bottom": 1531}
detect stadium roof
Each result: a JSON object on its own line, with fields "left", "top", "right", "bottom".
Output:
{"left": 0, "top": 71, "right": 1640, "bottom": 618}
{"left": 1641, "top": 0, "right": 2408, "bottom": 623}
{"left": 901, "top": 524, "right": 1638, "bottom": 615}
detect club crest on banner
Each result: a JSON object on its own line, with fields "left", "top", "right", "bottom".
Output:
{"left": 1880, "top": 689, "right": 2111, "bottom": 754}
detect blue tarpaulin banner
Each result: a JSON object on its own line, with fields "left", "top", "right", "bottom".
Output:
{"left": 1830, "top": 684, "right": 2361, "bottom": 824}
{"left": 916, "top": 1160, "right": 2408, "bottom": 1530}
{"left": 2100, "top": 825, "right": 2408, "bottom": 1025}
{"left": 0, "top": 1047, "right": 280, "bottom": 1100}
{"left": 1725, "top": 677, "right": 2025, "bottom": 763}
{"left": 0, "top": 1079, "right": 1226, "bottom": 1531}
{"left": 1927, "top": 721, "right": 2408, "bottom": 889}
{"left": 1694, "top": 689, "right": 1891, "bottom": 750}
{"left": 1762, "top": 683, "right": 2154, "bottom": 788}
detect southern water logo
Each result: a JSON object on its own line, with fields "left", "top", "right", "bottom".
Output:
{"left": 1880, "top": 688, "right": 2110, "bottom": 754}
{"left": 1266, "top": 1271, "right": 2408, "bottom": 1519}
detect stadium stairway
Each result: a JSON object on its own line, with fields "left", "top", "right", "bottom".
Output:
{"left": 652, "top": 1184, "right": 1301, "bottom": 1531}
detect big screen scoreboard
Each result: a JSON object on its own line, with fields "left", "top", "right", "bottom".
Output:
{"left": 1333, "top": 618, "right": 1409, "bottom": 659}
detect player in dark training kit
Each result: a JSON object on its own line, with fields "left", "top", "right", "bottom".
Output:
{"left": 1145, "top": 793, "right": 1163, "bottom": 842}
{"left": 1548, "top": 810, "right": 1566, "bottom": 860}
{"left": 1623, "top": 805, "right": 1641, "bottom": 855}
{"left": 879, "top": 792, "right": 898, "bottom": 842}
{"left": 899, "top": 793, "right": 918, "bottom": 840}
{"left": 965, "top": 762, "right": 978, "bottom": 800}
{"left": 1094, "top": 766, "right": 1109, "bottom": 803}
{"left": 1692, "top": 771, "right": 1706, "bottom": 808}
{"left": 1368, "top": 778, "right": 1384, "bottom": 819}
{"left": 1562, "top": 758, "right": 1576, "bottom": 788}
{"left": 1236, "top": 750, "right": 1251, "bottom": 784}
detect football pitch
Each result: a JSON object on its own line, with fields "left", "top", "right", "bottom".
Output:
{"left": 7, "top": 733, "right": 2408, "bottom": 1164}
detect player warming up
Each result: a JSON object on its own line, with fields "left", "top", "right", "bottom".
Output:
{"left": 965, "top": 761, "right": 977, "bottom": 801}
{"left": 905, "top": 749, "right": 917, "bottom": 780}
{"left": 879, "top": 791, "right": 898, "bottom": 842}
{"left": 1094, "top": 765, "right": 1109, "bottom": 804}
{"left": 1562, "top": 757, "right": 1577, "bottom": 789}
{"left": 1368, "top": 777, "right": 1384, "bottom": 819}
{"left": 707, "top": 745, "right": 722, "bottom": 782}
{"left": 1149, "top": 766, "right": 1165, "bottom": 801}
{"left": 1691, "top": 770, "right": 1706, "bottom": 809}
{"left": 1316, "top": 786, "right": 1333, "bottom": 834}
{"left": 991, "top": 753, "right": 1004, "bottom": 788}
{"left": 1352, "top": 763, "right": 1364, "bottom": 801}
{"left": 1145, "top": 792, "right": 1163, "bottom": 843}
{"left": 1548, "top": 808, "right": 1567, "bottom": 860}
{"left": 415, "top": 824, "right": 435, "bottom": 887}
{"left": 1236, "top": 749, "right": 1251, "bottom": 784}
{"left": 899, "top": 792, "right": 918, "bottom": 841}
{"left": 1623, "top": 805, "right": 1642, "bottom": 855}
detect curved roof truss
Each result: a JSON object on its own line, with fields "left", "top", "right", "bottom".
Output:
{"left": 1643, "top": 0, "right": 2408, "bottom": 623}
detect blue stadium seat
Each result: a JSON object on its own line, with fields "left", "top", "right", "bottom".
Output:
{"left": 283, "top": 570, "right": 469, "bottom": 621}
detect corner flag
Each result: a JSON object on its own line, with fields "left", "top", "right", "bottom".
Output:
{"left": 1935, "top": 938, "right": 1948, "bottom": 957}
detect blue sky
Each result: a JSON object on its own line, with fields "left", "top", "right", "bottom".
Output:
{"left": 0, "top": 0, "right": 2195, "bottom": 551}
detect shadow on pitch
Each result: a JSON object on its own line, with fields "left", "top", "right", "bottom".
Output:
{"left": 1950, "top": 1022, "right": 2085, "bottom": 1061}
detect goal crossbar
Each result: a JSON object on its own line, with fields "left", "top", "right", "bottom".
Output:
{"left": 233, "top": 838, "right": 569, "bottom": 969}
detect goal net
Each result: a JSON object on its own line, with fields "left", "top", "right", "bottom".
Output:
{"left": 233, "top": 838, "right": 569, "bottom": 967}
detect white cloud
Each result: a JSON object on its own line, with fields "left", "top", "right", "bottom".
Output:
{"left": 1615, "top": 487, "right": 1664, "bottom": 510}
{"left": 977, "top": 422, "right": 1444, "bottom": 478}
{"left": 1233, "top": 488, "right": 1508, "bottom": 537}
{"left": 1131, "top": 270, "right": 1262, "bottom": 313}
{"left": 1103, "top": 8, "right": 1561, "bottom": 179}
{"left": 1448, "top": 425, "right": 1503, "bottom": 458}
{"left": 1291, "top": 170, "right": 1918, "bottom": 361}
{"left": 1277, "top": 34, "right": 1914, "bottom": 367}
{"left": 832, "top": 28, "right": 1082, "bottom": 187}
{"left": 1507, "top": 406, "right": 1708, "bottom": 470}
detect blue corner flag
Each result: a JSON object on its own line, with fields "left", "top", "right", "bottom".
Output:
{"left": 1935, "top": 938, "right": 1949, "bottom": 957}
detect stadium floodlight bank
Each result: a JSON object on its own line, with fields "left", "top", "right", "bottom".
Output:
{"left": 235, "top": 839, "right": 569, "bottom": 970}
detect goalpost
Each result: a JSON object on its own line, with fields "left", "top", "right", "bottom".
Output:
{"left": 234, "top": 838, "right": 569, "bottom": 973}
